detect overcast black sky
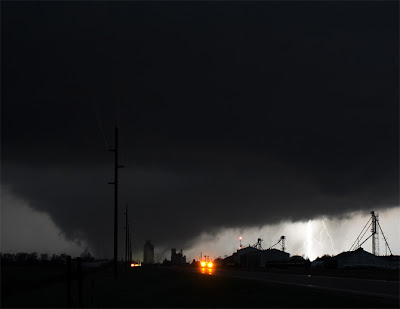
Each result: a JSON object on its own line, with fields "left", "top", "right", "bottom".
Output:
{"left": 2, "top": 1, "right": 399, "bottom": 258}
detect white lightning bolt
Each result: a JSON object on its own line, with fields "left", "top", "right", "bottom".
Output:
{"left": 300, "top": 220, "right": 316, "bottom": 260}
{"left": 300, "top": 220, "right": 337, "bottom": 260}
{"left": 318, "top": 222, "right": 326, "bottom": 249}
{"left": 309, "top": 221, "right": 327, "bottom": 250}
{"left": 322, "top": 220, "right": 337, "bottom": 254}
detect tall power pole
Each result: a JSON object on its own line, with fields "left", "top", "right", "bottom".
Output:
{"left": 124, "top": 204, "right": 128, "bottom": 269}
{"left": 109, "top": 126, "right": 124, "bottom": 280}
{"left": 128, "top": 227, "right": 132, "bottom": 263}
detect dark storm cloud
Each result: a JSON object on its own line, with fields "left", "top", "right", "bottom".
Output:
{"left": 2, "top": 2, "right": 398, "bottom": 256}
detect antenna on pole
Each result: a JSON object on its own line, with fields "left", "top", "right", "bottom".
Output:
{"left": 108, "top": 126, "right": 124, "bottom": 280}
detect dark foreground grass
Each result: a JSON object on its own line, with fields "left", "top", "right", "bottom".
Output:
{"left": 2, "top": 266, "right": 399, "bottom": 308}
{"left": 259, "top": 266, "right": 400, "bottom": 282}
{"left": 2, "top": 264, "right": 67, "bottom": 296}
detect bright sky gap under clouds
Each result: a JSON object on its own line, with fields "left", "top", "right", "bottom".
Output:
{"left": 3, "top": 187, "right": 399, "bottom": 261}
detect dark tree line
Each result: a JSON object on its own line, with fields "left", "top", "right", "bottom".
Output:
{"left": 1, "top": 251, "right": 95, "bottom": 266}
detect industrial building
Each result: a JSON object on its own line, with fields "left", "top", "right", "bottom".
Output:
{"left": 312, "top": 248, "right": 400, "bottom": 270}
{"left": 171, "top": 248, "right": 186, "bottom": 265}
{"left": 232, "top": 247, "right": 290, "bottom": 268}
{"left": 143, "top": 240, "right": 154, "bottom": 264}
{"left": 334, "top": 248, "right": 381, "bottom": 269}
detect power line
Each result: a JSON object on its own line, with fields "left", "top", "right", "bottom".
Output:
{"left": 349, "top": 217, "right": 371, "bottom": 251}
{"left": 377, "top": 221, "right": 393, "bottom": 256}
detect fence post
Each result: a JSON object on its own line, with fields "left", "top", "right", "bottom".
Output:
{"left": 66, "top": 256, "right": 72, "bottom": 308}
{"left": 90, "top": 279, "right": 95, "bottom": 305}
{"left": 77, "top": 257, "right": 83, "bottom": 308}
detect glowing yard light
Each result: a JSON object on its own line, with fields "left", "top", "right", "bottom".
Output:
{"left": 201, "top": 261, "right": 206, "bottom": 267}
{"left": 208, "top": 262, "right": 213, "bottom": 268}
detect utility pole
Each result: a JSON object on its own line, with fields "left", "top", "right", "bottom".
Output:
{"left": 129, "top": 220, "right": 134, "bottom": 264}
{"left": 124, "top": 204, "right": 128, "bottom": 270}
{"left": 129, "top": 226, "right": 132, "bottom": 263}
{"left": 109, "top": 126, "right": 124, "bottom": 280}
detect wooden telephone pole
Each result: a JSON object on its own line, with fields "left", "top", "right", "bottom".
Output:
{"left": 124, "top": 203, "right": 129, "bottom": 269}
{"left": 109, "top": 126, "right": 124, "bottom": 280}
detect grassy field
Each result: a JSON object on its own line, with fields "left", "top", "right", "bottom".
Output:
{"left": 2, "top": 265, "right": 399, "bottom": 308}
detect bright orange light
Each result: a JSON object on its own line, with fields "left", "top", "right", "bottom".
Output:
{"left": 130, "top": 263, "right": 135, "bottom": 267}
{"left": 200, "top": 261, "right": 206, "bottom": 267}
{"left": 208, "top": 262, "right": 213, "bottom": 268}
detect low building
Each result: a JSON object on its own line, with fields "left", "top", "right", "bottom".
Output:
{"left": 333, "top": 248, "right": 399, "bottom": 269}
{"left": 377, "top": 255, "right": 400, "bottom": 270}
{"left": 311, "top": 248, "right": 400, "bottom": 270}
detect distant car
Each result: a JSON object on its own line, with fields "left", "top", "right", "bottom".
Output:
{"left": 200, "top": 261, "right": 213, "bottom": 268}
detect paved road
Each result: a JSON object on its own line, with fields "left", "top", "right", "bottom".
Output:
{"left": 192, "top": 267, "right": 399, "bottom": 300}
